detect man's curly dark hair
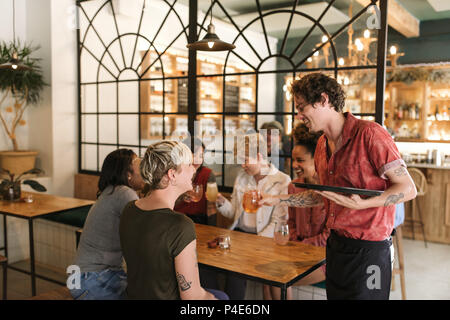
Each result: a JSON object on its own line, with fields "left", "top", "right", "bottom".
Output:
{"left": 290, "top": 73, "right": 346, "bottom": 112}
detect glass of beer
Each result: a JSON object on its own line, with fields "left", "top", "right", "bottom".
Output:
{"left": 242, "top": 189, "right": 261, "bottom": 214}
{"left": 274, "top": 220, "right": 289, "bottom": 245}
{"left": 188, "top": 183, "right": 203, "bottom": 203}
{"left": 205, "top": 182, "right": 218, "bottom": 202}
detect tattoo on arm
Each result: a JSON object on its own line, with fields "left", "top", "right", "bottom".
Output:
{"left": 176, "top": 272, "right": 192, "bottom": 291}
{"left": 393, "top": 167, "right": 407, "bottom": 177}
{"left": 280, "top": 191, "right": 322, "bottom": 208}
{"left": 384, "top": 193, "right": 404, "bottom": 207}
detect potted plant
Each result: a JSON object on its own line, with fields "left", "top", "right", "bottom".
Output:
{"left": 0, "top": 168, "right": 46, "bottom": 201}
{"left": 0, "top": 41, "right": 46, "bottom": 175}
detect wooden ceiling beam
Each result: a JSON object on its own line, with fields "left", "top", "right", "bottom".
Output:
{"left": 356, "top": 0, "right": 420, "bottom": 38}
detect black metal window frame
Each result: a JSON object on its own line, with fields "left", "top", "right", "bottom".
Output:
{"left": 77, "top": 0, "right": 388, "bottom": 192}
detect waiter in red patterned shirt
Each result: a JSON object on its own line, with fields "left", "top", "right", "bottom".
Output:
{"left": 260, "top": 73, "right": 417, "bottom": 300}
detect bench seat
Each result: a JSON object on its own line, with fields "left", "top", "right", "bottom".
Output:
{"left": 42, "top": 205, "right": 92, "bottom": 228}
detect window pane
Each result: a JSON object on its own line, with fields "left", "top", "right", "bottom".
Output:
{"left": 118, "top": 80, "right": 139, "bottom": 113}
{"left": 81, "top": 115, "right": 97, "bottom": 143}
{"left": 81, "top": 144, "right": 97, "bottom": 171}
{"left": 99, "top": 115, "right": 117, "bottom": 144}
{"left": 99, "top": 83, "right": 117, "bottom": 113}
{"left": 81, "top": 84, "right": 97, "bottom": 113}
{"left": 119, "top": 115, "right": 139, "bottom": 146}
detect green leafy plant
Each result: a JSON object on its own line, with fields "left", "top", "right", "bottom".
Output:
{"left": 0, "top": 41, "right": 46, "bottom": 151}
{"left": 0, "top": 167, "right": 46, "bottom": 200}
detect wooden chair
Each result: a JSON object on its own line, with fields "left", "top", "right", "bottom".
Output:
{"left": 0, "top": 255, "right": 7, "bottom": 300}
{"left": 391, "top": 226, "right": 406, "bottom": 300}
{"left": 405, "top": 168, "right": 427, "bottom": 248}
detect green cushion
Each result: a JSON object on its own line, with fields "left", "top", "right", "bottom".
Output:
{"left": 312, "top": 280, "right": 326, "bottom": 289}
{"left": 42, "top": 205, "right": 92, "bottom": 228}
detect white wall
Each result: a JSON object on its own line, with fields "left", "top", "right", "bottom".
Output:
{"left": 26, "top": 0, "right": 54, "bottom": 188}
{"left": 49, "top": 0, "right": 78, "bottom": 197}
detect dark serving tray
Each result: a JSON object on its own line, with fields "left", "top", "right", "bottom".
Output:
{"left": 293, "top": 183, "right": 384, "bottom": 197}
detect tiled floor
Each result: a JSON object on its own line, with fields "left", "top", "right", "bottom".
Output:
{"left": 1, "top": 238, "right": 449, "bottom": 300}
{"left": 389, "top": 238, "right": 450, "bottom": 300}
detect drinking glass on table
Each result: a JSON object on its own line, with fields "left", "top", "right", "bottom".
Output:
{"left": 242, "top": 187, "right": 261, "bottom": 214}
{"left": 205, "top": 182, "right": 218, "bottom": 203}
{"left": 218, "top": 235, "right": 231, "bottom": 249}
{"left": 187, "top": 183, "right": 203, "bottom": 203}
{"left": 274, "top": 220, "right": 289, "bottom": 245}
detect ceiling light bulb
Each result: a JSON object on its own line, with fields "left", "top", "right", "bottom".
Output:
{"left": 12, "top": 64, "right": 18, "bottom": 70}
{"left": 344, "top": 77, "right": 350, "bottom": 85}
{"left": 338, "top": 58, "right": 345, "bottom": 66}
{"left": 313, "top": 51, "right": 319, "bottom": 57}
{"left": 355, "top": 39, "right": 363, "bottom": 51}
{"left": 207, "top": 42, "right": 214, "bottom": 49}
{"left": 364, "top": 29, "right": 370, "bottom": 39}
{"left": 390, "top": 45, "right": 397, "bottom": 55}
{"left": 322, "top": 35, "right": 328, "bottom": 43}
{"left": 307, "top": 57, "right": 312, "bottom": 62}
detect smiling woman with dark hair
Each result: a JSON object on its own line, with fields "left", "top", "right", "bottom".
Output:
{"left": 69, "top": 148, "right": 145, "bottom": 300}
{"left": 287, "top": 123, "right": 328, "bottom": 293}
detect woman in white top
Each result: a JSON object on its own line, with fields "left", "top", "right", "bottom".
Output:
{"left": 215, "top": 133, "right": 291, "bottom": 300}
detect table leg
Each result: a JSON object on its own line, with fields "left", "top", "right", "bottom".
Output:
{"left": 28, "top": 219, "right": 36, "bottom": 296}
{"left": 1, "top": 215, "right": 7, "bottom": 257}
{"left": 281, "top": 285, "right": 287, "bottom": 300}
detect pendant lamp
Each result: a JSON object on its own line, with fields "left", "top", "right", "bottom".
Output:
{"left": 0, "top": 0, "right": 31, "bottom": 71}
{"left": 186, "top": 0, "right": 235, "bottom": 51}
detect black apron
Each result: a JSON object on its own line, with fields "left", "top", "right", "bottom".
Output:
{"left": 326, "top": 230, "right": 392, "bottom": 300}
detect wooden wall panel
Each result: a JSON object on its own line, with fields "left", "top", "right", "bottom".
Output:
{"left": 74, "top": 173, "right": 99, "bottom": 201}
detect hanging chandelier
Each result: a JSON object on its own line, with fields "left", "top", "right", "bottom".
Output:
{"left": 186, "top": 0, "right": 235, "bottom": 52}
{"left": 0, "top": 0, "right": 31, "bottom": 71}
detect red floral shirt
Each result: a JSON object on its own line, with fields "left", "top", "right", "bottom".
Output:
{"left": 314, "top": 113, "right": 406, "bottom": 241}
{"left": 288, "top": 178, "right": 329, "bottom": 247}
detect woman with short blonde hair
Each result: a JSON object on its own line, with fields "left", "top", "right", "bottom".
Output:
{"left": 140, "top": 140, "right": 193, "bottom": 191}
{"left": 120, "top": 140, "right": 228, "bottom": 300}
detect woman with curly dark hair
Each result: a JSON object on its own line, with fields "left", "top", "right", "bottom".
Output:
{"left": 288, "top": 123, "right": 328, "bottom": 286}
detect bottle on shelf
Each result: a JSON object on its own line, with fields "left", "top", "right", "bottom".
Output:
{"left": 435, "top": 104, "right": 440, "bottom": 121}
{"left": 396, "top": 104, "right": 403, "bottom": 120}
{"left": 443, "top": 105, "right": 449, "bottom": 120}
{"left": 410, "top": 103, "right": 416, "bottom": 120}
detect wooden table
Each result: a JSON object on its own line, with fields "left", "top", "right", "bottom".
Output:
{"left": 195, "top": 224, "right": 326, "bottom": 300}
{"left": 0, "top": 191, "right": 94, "bottom": 296}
